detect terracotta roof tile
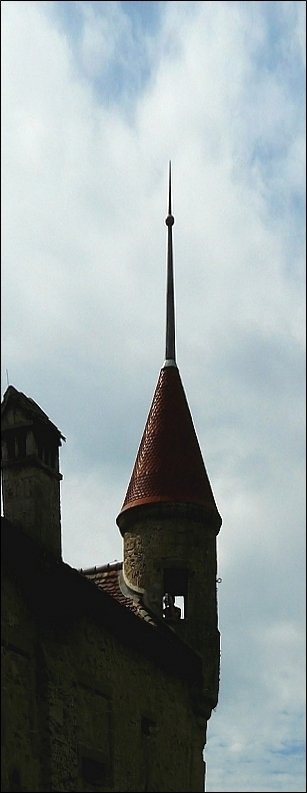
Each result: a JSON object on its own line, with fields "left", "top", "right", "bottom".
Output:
{"left": 80, "top": 562, "right": 158, "bottom": 628}
{"left": 119, "top": 366, "right": 221, "bottom": 522}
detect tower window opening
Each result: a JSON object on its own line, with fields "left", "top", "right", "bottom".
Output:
{"left": 162, "top": 568, "right": 188, "bottom": 621}
{"left": 141, "top": 716, "right": 156, "bottom": 737}
{"left": 17, "top": 431, "right": 27, "bottom": 458}
{"left": 7, "top": 435, "right": 16, "bottom": 461}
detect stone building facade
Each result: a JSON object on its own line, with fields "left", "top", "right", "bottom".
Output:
{"left": 1, "top": 170, "right": 222, "bottom": 792}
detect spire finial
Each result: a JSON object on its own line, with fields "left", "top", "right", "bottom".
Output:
{"left": 168, "top": 160, "right": 172, "bottom": 216}
{"left": 164, "top": 161, "right": 176, "bottom": 367}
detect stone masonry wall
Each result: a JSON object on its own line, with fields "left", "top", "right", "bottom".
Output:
{"left": 123, "top": 508, "right": 220, "bottom": 705}
{"left": 1, "top": 464, "right": 61, "bottom": 558}
{"left": 1, "top": 573, "right": 41, "bottom": 792}
{"left": 1, "top": 569, "right": 206, "bottom": 793}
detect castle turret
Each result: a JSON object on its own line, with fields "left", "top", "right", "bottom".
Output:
{"left": 1, "top": 385, "right": 65, "bottom": 559}
{"left": 117, "top": 164, "right": 222, "bottom": 708}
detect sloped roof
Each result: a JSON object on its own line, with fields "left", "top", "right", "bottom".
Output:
{"left": 80, "top": 562, "right": 158, "bottom": 627}
{"left": 118, "top": 365, "right": 221, "bottom": 524}
{"left": 1, "top": 385, "right": 65, "bottom": 441}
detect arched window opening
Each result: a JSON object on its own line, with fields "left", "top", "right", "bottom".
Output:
{"left": 162, "top": 568, "right": 188, "bottom": 621}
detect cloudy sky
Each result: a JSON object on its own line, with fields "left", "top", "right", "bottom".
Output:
{"left": 1, "top": 1, "right": 306, "bottom": 791}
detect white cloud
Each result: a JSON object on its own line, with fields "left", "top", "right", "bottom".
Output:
{"left": 61, "top": 466, "right": 123, "bottom": 568}
{"left": 2, "top": 1, "right": 305, "bottom": 791}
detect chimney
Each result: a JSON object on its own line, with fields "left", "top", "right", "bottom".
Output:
{"left": 1, "top": 386, "right": 65, "bottom": 559}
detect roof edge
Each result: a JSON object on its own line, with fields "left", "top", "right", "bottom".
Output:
{"left": 117, "top": 499, "right": 222, "bottom": 534}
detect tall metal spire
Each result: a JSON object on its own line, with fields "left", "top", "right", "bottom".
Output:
{"left": 117, "top": 163, "right": 222, "bottom": 529}
{"left": 164, "top": 161, "right": 176, "bottom": 367}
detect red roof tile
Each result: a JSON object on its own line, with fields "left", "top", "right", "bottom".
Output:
{"left": 119, "top": 366, "right": 221, "bottom": 521}
{"left": 81, "top": 562, "right": 158, "bottom": 627}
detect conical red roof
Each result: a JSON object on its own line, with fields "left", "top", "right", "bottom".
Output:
{"left": 119, "top": 365, "right": 221, "bottom": 522}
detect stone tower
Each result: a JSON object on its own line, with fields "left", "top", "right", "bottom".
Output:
{"left": 1, "top": 385, "right": 65, "bottom": 558}
{"left": 117, "top": 164, "right": 222, "bottom": 710}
